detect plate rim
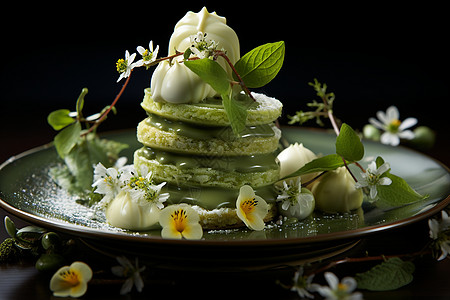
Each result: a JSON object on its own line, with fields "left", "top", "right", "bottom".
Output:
{"left": 1, "top": 128, "right": 449, "bottom": 247}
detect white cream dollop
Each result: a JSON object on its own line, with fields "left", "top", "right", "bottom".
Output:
{"left": 105, "top": 191, "right": 160, "bottom": 230}
{"left": 277, "top": 143, "right": 318, "bottom": 184}
{"left": 311, "top": 167, "right": 363, "bottom": 213}
{"left": 168, "top": 7, "right": 240, "bottom": 71}
{"left": 151, "top": 60, "right": 216, "bottom": 103}
{"left": 150, "top": 7, "right": 240, "bottom": 104}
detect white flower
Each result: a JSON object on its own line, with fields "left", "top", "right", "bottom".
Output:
{"left": 159, "top": 204, "right": 203, "bottom": 240}
{"left": 311, "top": 272, "right": 363, "bottom": 300}
{"left": 428, "top": 210, "right": 450, "bottom": 261}
{"left": 111, "top": 256, "right": 145, "bottom": 295}
{"left": 236, "top": 185, "right": 269, "bottom": 231}
{"left": 135, "top": 40, "right": 159, "bottom": 68}
{"left": 369, "top": 106, "right": 417, "bottom": 146}
{"left": 120, "top": 165, "right": 169, "bottom": 208}
{"left": 50, "top": 261, "right": 93, "bottom": 298}
{"left": 291, "top": 266, "right": 315, "bottom": 299}
{"left": 116, "top": 50, "right": 137, "bottom": 82}
{"left": 355, "top": 161, "right": 392, "bottom": 200}
{"left": 189, "top": 32, "right": 218, "bottom": 59}
{"left": 277, "top": 178, "right": 315, "bottom": 220}
{"left": 92, "top": 162, "right": 122, "bottom": 207}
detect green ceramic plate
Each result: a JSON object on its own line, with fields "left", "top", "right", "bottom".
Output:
{"left": 1, "top": 128, "right": 449, "bottom": 270}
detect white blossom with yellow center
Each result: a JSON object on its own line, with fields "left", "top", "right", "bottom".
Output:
{"left": 49, "top": 261, "right": 93, "bottom": 298}
{"left": 369, "top": 105, "right": 417, "bottom": 146}
{"left": 236, "top": 185, "right": 269, "bottom": 231}
{"left": 159, "top": 204, "right": 203, "bottom": 240}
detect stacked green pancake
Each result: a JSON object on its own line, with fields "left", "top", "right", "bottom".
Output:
{"left": 134, "top": 88, "right": 282, "bottom": 227}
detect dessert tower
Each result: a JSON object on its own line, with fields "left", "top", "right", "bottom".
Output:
{"left": 133, "top": 8, "right": 283, "bottom": 226}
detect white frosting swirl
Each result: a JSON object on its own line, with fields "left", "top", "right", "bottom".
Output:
{"left": 150, "top": 7, "right": 240, "bottom": 104}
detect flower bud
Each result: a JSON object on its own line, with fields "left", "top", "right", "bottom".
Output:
{"left": 311, "top": 167, "right": 363, "bottom": 213}
{"left": 410, "top": 126, "right": 436, "bottom": 150}
{"left": 277, "top": 143, "right": 317, "bottom": 183}
{"left": 105, "top": 191, "right": 160, "bottom": 230}
{"left": 363, "top": 124, "right": 381, "bottom": 141}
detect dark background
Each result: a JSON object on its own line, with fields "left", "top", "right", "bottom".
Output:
{"left": 1, "top": 2, "right": 448, "bottom": 164}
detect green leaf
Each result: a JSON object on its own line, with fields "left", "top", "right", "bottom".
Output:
{"left": 63, "top": 139, "right": 93, "bottom": 190}
{"left": 375, "top": 157, "right": 428, "bottom": 206}
{"left": 76, "top": 88, "right": 88, "bottom": 117}
{"left": 355, "top": 257, "right": 415, "bottom": 291}
{"left": 233, "top": 41, "right": 285, "bottom": 88}
{"left": 47, "top": 109, "right": 75, "bottom": 131}
{"left": 282, "top": 154, "right": 347, "bottom": 180}
{"left": 336, "top": 123, "right": 364, "bottom": 162}
{"left": 4, "top": 216, "right": 17, "bottom": 238}
{"left": 54, "top": 122, "right": 81, "bottom": 158}
{"left": 222, "top": 93, "right": 248, "bottom": 135}
{"left": 184, "top": 58, "right": 230, "bottom": 94}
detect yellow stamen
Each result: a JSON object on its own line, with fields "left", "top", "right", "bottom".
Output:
{"left": 241, "top": 198, "right": 258, "bottom": 215}
{"left": 387, "top": 119, "right": 402, "bottom": 132}
{"left": 59, "top": 270, "right": 80, "bottom": 287}
{"left": 337, "top": 283, "right": 348, "bottom": 291}
{"left": 171, "top": 209, "right": 187, "bottom": 233}
{"left": 116, "top": 58, "right": 127, "bottom": 73}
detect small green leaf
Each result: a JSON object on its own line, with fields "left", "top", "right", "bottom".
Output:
{"left": 282, "top": 154, "right": 347, "bottom": 180}
{"left": 234, "top": 41, "right": 285, "bottom": 88}
{"left": 375, "top": 156, "right": 427, "bottom": 206}
{"left": 222, "top": 92, "right": 248, "bottom": 135}
{"left": 54, "top": 122, "right": 81, "bottom": 158}
{"left": 76, "top": 88, "right": 88, "bottom": 117}
{"left": 336, "top": 123, "right": 364, "bottom": 162}
{"left": 355, "top": 257, "right": 415, "bottom": 291}
{"left": 4, "top": 216, "right": 17, "bottom": 238}
{"left": 377, "top": 173, "right": 427, "bottom": 206}
{"left": 47, "top": 109, "right": 75, "bottom": 131}
{"left": 184, "top": 58, "right": 230, "bottom": 94}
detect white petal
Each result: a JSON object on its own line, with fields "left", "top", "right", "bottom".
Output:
{"left": 376, "top": 110, "right": 388, "bottom": 124}
{"left": 120, "top": 278, "right": 134, "bottom": 295}
{"left": 128, "top": 53, "right": 136, "bottom": 64}
{"left": 386, "top": 106, "right": 399, "bottom": 121}
{"left": 399, "top": 117, "right": 418, "bottom": 130}
{"left": 369, "top": 185, "right": 378, "bottom": 199}
{"left": 381, "top": 132, "right": 400, "bottom": 146}
{"left": 429, "top": 219, "right": 440, "bottom": 239}
{"left": 342, "top": 276, "right": 358, "bottom": 292}
{"left": 133, "top": 272, "right": 144, "bottom": 292}
{"left": 378, "top": 177, "right": 392, "bottom": 186}
{"left": 324, "top": 272, "right": 339, "bottom": 289}
{"left": 369, "top": 117, "right": 386, "bottom": 130}
{"left": 398, "top": 130, "right": 415, "bottom": 140}
{"left": 376, "top": 162, "right": 391, "bottom": 175}
{"left": 153, "top": 45, "right": 159, "bottom": 57}
{"left": 137, "top": 46, "right": 145, "bottom": 55}
{"left": 149, "top": 40, "right": 154, "bottom": 51}
{"left": 367, "top": 161, "right": 377, "bottom": 172}
{"left": 354, "top": 181, "right": 368, "bottom": 189}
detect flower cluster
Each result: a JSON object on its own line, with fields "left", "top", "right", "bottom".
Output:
{"left": 92, "top": 159, "right": 169, "bottom": 210}
{"left": 276, "top": 178, "right": 315, "bottom": 220}
{"left": 116, "top": 40, "right": 160, "bottom": 82}
{"left": 428, "top": 210, "right": 450, "bottom": 261}
{"left": 288, "top": 268, "right": 362, "bottom": 300}
{"left": 189, "top": 32, "right": 219, "bottom": 59}
{"left": 355, "top": 160, "right": 392, "bottom": 200}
